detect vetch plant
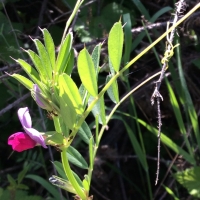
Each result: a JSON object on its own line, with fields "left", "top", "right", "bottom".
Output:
{"left": 6, "top": 0, "right": 200, "bottom": 199}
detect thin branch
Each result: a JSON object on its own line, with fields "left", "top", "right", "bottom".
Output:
{"left": 0, "top": 93, "right": 30, "bottom": 116}
{"left": 34, "top": 0, "right": 48, "bottom": 36}
{"left": 150, "top": 0, "right": 187, "bottom": 185}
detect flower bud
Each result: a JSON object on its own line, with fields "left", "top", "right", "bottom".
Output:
{"left": 32, "top": 84, "right": 53, "bottom": 111}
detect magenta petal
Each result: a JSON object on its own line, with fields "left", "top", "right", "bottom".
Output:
{"left": 18, "top": 107, "right": 32, "bottom": 128}
{"left": 8, "top": 132, "right": 36, "bottom": 152}
{"left": 23, "top": 127, "right": 47, "bottom": 148}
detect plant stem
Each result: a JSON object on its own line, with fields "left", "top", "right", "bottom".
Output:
{"left": 61, "top": 0, "right": 84, "bottom": 43}
{"left": 61, "top": 150, "right": 87, "bottom": 200}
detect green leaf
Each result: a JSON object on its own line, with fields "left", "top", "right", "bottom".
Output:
{"left": 15, "top": 59, "right": 41, "bottom": 86}
{"left": 33, "top": 39, "right": 52, "bottom": 80}
{"left": 7, "top": 174, "right": 17, "bottom": 186}
{"left": 25, "top": 175, "right": 62, "bottom": 199}
{"left": 16, "top": 184, "right": 29, "bottom": 190}
{"left": 10, "top": 74, "right": 33, "bottom": 90}
{"left": 56, "top": 33, "right": 72, "bottom": 74}
{"left": 108, "top": 57, "right": 116, "bottom": 75}
{"left": 54, "top": 116, "right": 70, "bottom": 138}
{"left": 50, "top": 84, "right": 60, "bottom": 108}
{"left": 88, "top": 96, "right": 106, "bottom": 125}
{"left": 150, "top": 6, "right": 172, "bottom": 22}
{"left": 17, "top": 166, "right": 29, "bottom": 184}
{"left": 132, "top": 0, "right": 150, "bottom": 19}
{"left": 52, "top": 161, "right": 68, "bottom": 179}
{"left": 64, "top": 49, "right": 74, "bottom": 75}
{"left": 59, "top": 88, "right": 76, "bottom": 130}
{"left": 163, "top": 185, "right": 179, "bottom": 200}
{"left": 175, "top": 167, "right": 200, "bottom": 198}
{"left": 26, "top": 50, "right": 47, "bottom": 83}
{"left": 110, "top": 115, "right": 149, "bottom": 174}
{"left": 123, "top": 13, "right": 132, "bottom": 65}
{"left": 82, "top": 179, "right": 89, "bottom": 192}
{"left": 51, "top": 116, "right": 63, "bottom": 134}
{"left": 59, "top": 74, "right": 84, "bottom": 115}
{"left": 77, "top": 121, "right": 93, "bottom": 144}
{"left": 67, "top": 146, "right": 88, "bottom": 169}
{"left": 122, "top": 119, "right": 147, "bottom": 171}
{"left": 77, "top": 48, "right": 98, "bottom": 97}
{"left": 166, "top": 80, "right": 193, "bottom": 157}
{"left": 45, "top": 131, "right": 64, "bottom": 144}
{"left": 79, "top": 84, "right": 90, "bottom": 110}
{"left": 42, "top": 28, "right": 55, "bottom": 69}
{"left": 108, "top": 21, "right": 123, "bottom": 72}
{"left": 106, "top": 74, "right": 119, "bottom": 103}
{"left": 91, "top": 44, "right": 101, "bottom": 75}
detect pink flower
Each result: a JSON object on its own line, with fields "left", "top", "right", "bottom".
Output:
{"left": 8, "top": 107, "right": 47, "bottom": 151}
{"left": 8, "top": 132, "right": 37, "bottom": 152}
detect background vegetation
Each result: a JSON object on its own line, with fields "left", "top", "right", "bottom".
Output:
{"left": 1, "top": 0, "right": 200, "bottom": 199}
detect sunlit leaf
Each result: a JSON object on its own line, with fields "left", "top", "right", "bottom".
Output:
{"left": 123, "top": 13, "right": 132, "bottom": 65}
{"left": 82, "top": 178, "right": 89, "bottom": 192}
{"left": 42, "top": 28, "right": 55, "bottom": 69}
{"left": 88, "top": 96, "right": 106, "bottom": 125}
{"left": 15, "top": 59, "right": 41, "bottom": 86}
{"left": 77, "top": 48, "right": 97, "bottom": 97}
{"left": 175, "top": 167, "right": 200, "bottom": 198}
{"left": 33, "top": 39, "right": 52, "bottom": 80}
{"left": 91, "top": 44, "right": 101, "bottom": 75}
{"left": 108, "top": 21, "right": 123, "bottom": 72}
{"left": 10, "top": 74, "right": 33, "bottom": 90}
{"left": 56, "top": 33, "right": 72, "bottom": 74}
{"left": 59, "top": 74, "right": 84, "bottom": 115}
{"left": 64, "top": 49, "right": 74, "bottom": 75}
{"left": 163, "top": 185, "right": 179, "bottom": 200}
{"left": 106, "top": 74, "right": 119, "bottom": 103}
{"left": 79, "top": 84, "right": 90, "bottom": 110}
{"left": 26, "top": 50, "right": 47, "bottom": 83}
{"left": 59, "top": 88, "right": 76, "bottom": 130}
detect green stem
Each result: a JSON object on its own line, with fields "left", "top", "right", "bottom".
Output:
{"left": 61, "top": 0, "right": 84, "bottom": 43}
{"left": 88, "top": 138, "right": 94, "bottom": 187}
{"left": 61, "top": 150, "right": 86, "bottom": 200}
